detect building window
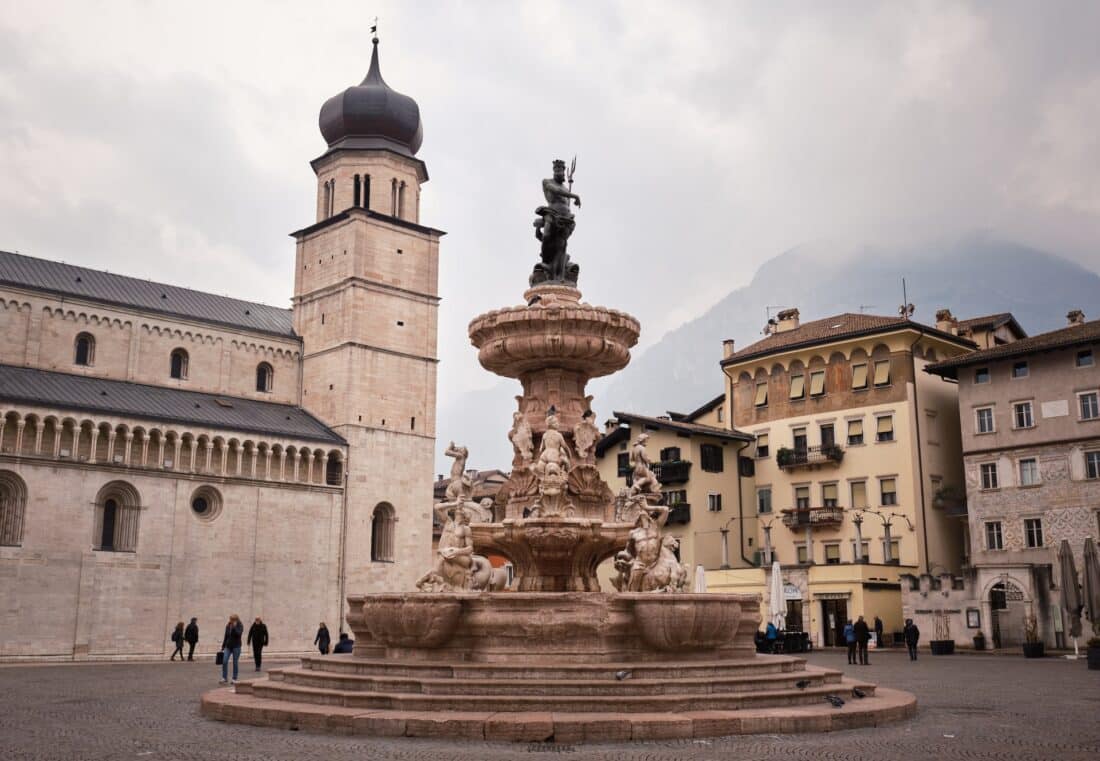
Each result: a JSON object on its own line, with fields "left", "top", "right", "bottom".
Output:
{"left": 1019, "top": 458, "right": 1040, "bottom": 486}
{"left": 1086, "top": 451, "right": 1100, "bottom": 480}
{"left": 880, "top": 477, "right": 897, "bottom": 506}
{"left": 789, "top": 374, "right": 805, "bottom": 400}
{"left": 700, "top": 444, "right": 724, "bottom": 472}
{"left": 820, "top": 423, "right": 835, "bottom": 447}
{"left": 980, "top": 462, "right": 999, "bottom": 490}
{"left": 757, "top": 487, "right": 772, "bottom": 514}
{"left": 850, "top": 480, "right": 868, "bottom": 509}
{"left": 985, "top": 521, "right": 1004, "bottom": 550}
{"left": 1077, "top": 349, "right": 1094, "bottom": 368}
{"left": 664, "top": 490, "right": 687, "bottom": 505}
{"left": 660, "top": 446, "right": 681, "bottom": 462}
{"left": 976, "top": 407, "right": 995, "bottom": 434}
{"left": 754, "top": 382, "right": 768, "bottom": 407}
{"left": 74, "top": 332, "right": 95, "bottom": 366}
{"left": 708, "top": 493, "right": 722, "bottom": 512}
{"left": 822, "top": 483, "right": 838, "bottom": 507}
{"left": 1013, "top": 401, "right": 1034, "bottom": 429}
{"left": 876, "top": 415, "right": 894, "bottom": 442}
{"left": 716, "top": 407, "right": 724, "bottom": 423}
{"left": 847, "top": 419, "right": 863, "bottom": 445}
{"left": 398, "top": 181, "right": 407, "bottom": 218}
{"left": 873, "top": 359, "right": 891, "bottom": 387}
{"left": 256, "top": 363, "right": 273, "bottom": 392}
{"left": 795, "top": 485, "right": 810, "bottom": 509}
{"left": 796, "top": 544, "right": 810, "bottom": 564}
{"left": 362, "top": 175, "right": 370, "bottom": 209}
{"left": 370, "top": 502, "right": 396, "bottom": 562}
{"left": 809, "top": 370, "right": 826, "bottom": 397}
{"left": 792, "top": 427, "right": 807, "bottom": 451}
{"left": 1080, "top": 392, "right": 1099, "bottom": 421}
{"left": 0, "top": 471, "right": 28, "bottom": 546}
{"left": 170, "top": 349, "right": 189, "bottom": 380}
{"left": 190, "top": 485, "right": 223, "bottom": 522}
{"left": 94, "top": 482, "right": 140, "bottom": 552}
{"left": 616, "top": 451, "right": 630, "bottom": 476}
{"left": 353, "top": 174, "right": 361, "bottom": 207}
{"left": 824, "top": 544, "right": 841, "bottom": 565}
{"left": 851, "top": 363, "right": 868, "bottom": 389}
{"left": 1024, "top": 518, "right": 1043, "bottom": 548}
{"left": 851, "top": 540, "right": 870, "bottom": 563}
{"left": 888, "top": 540, "right": 901, "bottom": 563}
{"left": 755, "top": 433, "right": 769, "bottom": 458}
{"left": 974, "top": 367, "right": 990, "bottom": 384}
{"left": 390, "top": 178, "right": 398, "bottom": 215}
{"left": 1011, "top": 361, "right": 1028, "bottom": 379}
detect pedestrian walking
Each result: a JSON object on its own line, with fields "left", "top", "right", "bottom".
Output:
{"left": 247, "top": 617, "right": 269, "bottom": 671}
{"left": 874, "top": 615, "right": 884, "bottom": 648}
{"left": 854, "top": 615, "right": 871, "bottom": 665}
{"left": 170, "top": 621, "right": 185, "bottom": 661}
{"left": 843, "top": 619, "right": 857, "bottom": 665}
{"left": 904, "top": 618, "right": 920, "bottom": 661}
{"left": 765, "top": 621, "right": 778, "bottom": 654}
{"left": 314, "top": 622, "right": 331, "bottom": 655}
{"left": 219, "top": 614, "right": 244, "bottom": 685}
{"left": 333, "top": 632, "right": 354, "bottom": 654}
{"left": 184, "top": 617, "right": 199, "bottom": 661}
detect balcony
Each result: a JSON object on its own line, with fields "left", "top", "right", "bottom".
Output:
{"left": 776, "top": 445, "right": 844, "bottom": 471}
{"left": 653, "top": 460, "right": 692, "bottom": 484}
{"left": 666, "top": 503, "right": 691, "bottom": 525}
{"left": 780, "top": 506, "right": 846, "bottom": 529}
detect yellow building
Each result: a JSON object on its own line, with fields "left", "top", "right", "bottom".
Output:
{"left": 708, "top": 308, "right": 976, "bottom": 647}
{"left": 595, "top": 405, "right": 756, "bottom": 587}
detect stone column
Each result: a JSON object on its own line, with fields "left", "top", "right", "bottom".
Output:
{"left": 853, "top": 515, "right": 865, "bottom": 563}
{"left": 804, "top": 521, "right": 814, "bottom": 565}
{"left": 123, "top": 432, "right": 134, "bottom": 466}
{"left": 204, "top": 442, "right": 214, "bottom": 473}
{"left": 52, "top": 425, "right": 62, "bottom": 457}
{"left": 264, "top": 450, "right": 273, "bottom": 480}
{"left": 106, "top": 430, "right": 117, "bottom": 464}
{"left": 88, "top": 428, "right": 99, "bottom": 463}
{"left": 33, "top": 420, "right": 45, "bottom": 455}
{"left": 279, "top": 450, "right": 288, "bottom": 481}
{"left": 14, "top": 420, "right": 26, "bottom": 455}
{"left": 141, "top": 436, "right": 151, "bottom": 468}
{"left": 305, "top": 452, "right": 315, "bottom": 483}
{"left": 320, "top": 454, "right": 329, "bottom": 485}
{"left": 71, "top": 425, "right": 80, "bottom": 459}
{"left": 219, "top": 444, "right": 229, "bottom": 475}
{"left": 171, "top": 438, "right": 181, "bottom": 470}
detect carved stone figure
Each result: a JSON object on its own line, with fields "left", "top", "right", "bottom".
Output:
{"left": 530, "top": 159, "right": 581, "bottom": 286}
{"left": 528, "top": 461, "right": 577, "bottom": 519}
{"left": 612, "top": 505, "right": 687, "bottom": 593}
{"left": 416, "top": 506, "right": 475, "bottom": 592}
{"left": 534, "top": 413, "right": 572, "bottom": 478}
{"left": 508, "top": 410, "right": 534, "bottom": 465}
{"left": 572, "top": 409, "right": 600, "bottom": 462}
{"left": 443, "top": 442, "right": 471, "bottom": 503}
{"left": 628, "top": 432, "right": 661, "bottom": 500}
{"left": 470, "top": 557, "right": 510, "bottom": 591}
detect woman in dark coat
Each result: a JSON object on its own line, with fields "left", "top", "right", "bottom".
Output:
{"left": 170, "top": 622, "right": 185, "bottom": 661}
{"left": 314, "top": 622, "right": 331, "bottom": 655}
{"left": 247, "top": 617, "right": 269, "bottom": 671}
{"left": 903, "top": 618, "right": 921, "bottom": 661}
{"left": 220, "top": 614, "right": 244, "bottom": 684}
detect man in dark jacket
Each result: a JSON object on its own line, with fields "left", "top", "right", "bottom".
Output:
{"left": 874, "top": 615, "right": 884, "bottom": 647}
{"left": 220, "top": 614, "right": 244, "bottom": 685}
{"left": 247, "top": 617, "right": 269, "bottom": 671}
{"left": 333, "top": 632, "right": 354, "bottom": 654}
{"left": 184, "top": 618, "right": 199, "bottom": 661}
{"left": 854, "top": 615, "right": 872, "bottom": 665}
{"left": 903, "top": 618, "right": 920, "bottom": 661}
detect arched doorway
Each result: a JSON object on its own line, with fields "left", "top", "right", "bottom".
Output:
{"left": 990, "top": 579, "right": 1027, "bottom": 648}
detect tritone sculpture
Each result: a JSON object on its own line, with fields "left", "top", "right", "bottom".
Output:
{"left": 203, "top": 163, "right": 916, "bottom": 741}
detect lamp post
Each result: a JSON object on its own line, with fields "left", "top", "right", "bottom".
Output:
{"left": 857, "top": 509, "right": 914, "bottom": 564}
{"left": 851, "top": 511, "right": 865, "bottom": 563}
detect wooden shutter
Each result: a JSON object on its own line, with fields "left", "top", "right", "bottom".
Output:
{"left": 873, "top": 360, "right": 891, "bottom": 386}
{"left": 877, "top": 416, "right": 893, "bottom": 435}
{"left": 809, "top": 371, "right": 825, "bottom": 396}
{"left": 754, "top": 382, "right": 768, "bottom": 406}
{"left": 789, "top": 375, "right": 805, "bottom": 399}
{"left": 852, "top": 363, "right": 868, "bottom": 388}
{"left": 822, "top": 483, "right": 838, "bottom": 502}
{"left": 851, "top": 481, "right": 867, "bottom": 509}
{"left": 848, "top": 419, "right": 863, "bottom": 438}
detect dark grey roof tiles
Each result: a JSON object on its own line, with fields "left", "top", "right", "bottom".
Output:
{"left": 0, "top": 364, "right": 343, "bottom": 445}
{"left": 0, "top": 250, "right": 296, "bottom": 338}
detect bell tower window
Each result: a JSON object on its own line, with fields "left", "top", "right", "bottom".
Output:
{"left": 256, "top": 362, "right": 273, "bottom": 392}
{"left": 398, "top": 181, "right": 406, "bottom": 218}
{"left": 353, "top": 174, "right": 361, "bottom": 207}
{"left": 391, "top": 178, "right": 398, "bottom": 215}
{"left": 74, "top": 332, "right": 95, "bottom": 366}
{"left": 363, "top": 174, "right": 370, "bottom": 209}
{"left": 170, "top": 349, "right": 189, "bottom": 380}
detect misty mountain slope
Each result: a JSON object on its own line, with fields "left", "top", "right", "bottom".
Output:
{"left": 599, "top": 236, "right": 1100, "bottom": 416}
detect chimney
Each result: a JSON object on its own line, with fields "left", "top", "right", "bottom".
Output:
{"left": 775, "top": 308, "right": 800, "bottom": 333}
{"left": 1067, "top": 309, "right": 1085, "bottom": 326}
{"left": 604, "top": 418, "right": 620, "bottom": 435}
{"left": 935, "top": 308, "right": 959, "bottom": 335}
{"left": 722, "top": 339, "right": 735, "bottom": 358}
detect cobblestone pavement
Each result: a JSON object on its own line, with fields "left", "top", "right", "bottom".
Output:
{"left": 1, "top": 649, "right": 1097, "bottom": 761}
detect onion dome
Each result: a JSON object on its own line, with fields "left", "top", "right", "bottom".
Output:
{"left": 318, "top": 37, "right": 423, "bottom": 157}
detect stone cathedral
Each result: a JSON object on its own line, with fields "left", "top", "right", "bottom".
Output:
{"left": 0, "top": 38, "right": 441, "bottom": 659}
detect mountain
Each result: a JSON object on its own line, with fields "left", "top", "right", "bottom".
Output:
{"left": 439, "top": 236, "right": 1100, "bottom": 470}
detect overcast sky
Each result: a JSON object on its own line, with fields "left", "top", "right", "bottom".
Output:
{"left": 3, "top": 1, "right": 1100, "bottom": 421}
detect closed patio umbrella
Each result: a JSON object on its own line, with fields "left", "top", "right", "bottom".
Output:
{"left": 1084, "top": 537, "right": 1100, "bottom": 638}
{"left": 1059, "top": 539, "right": 1083, "bottom": 657}
{"left": 769, "top": 559, "right": 786, "bottom": 630}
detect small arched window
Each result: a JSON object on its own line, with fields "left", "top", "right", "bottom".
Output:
{"left": 256, "top": 362, "right": 273, "bottom": 392}
{"left": 94, "top": 482, "right": 140, "bottom": 552}
{"left": 391, "top": 178, "right": 398, "bottom": 215}
{"left": 170, "top": 349, "right": 189, "bottom": 380}
{"left": 325, "top": 454, "right": 343, "bottom": 486}
{"left": 398, "top": 181, "right": 407, "bottom": 218}
{"left": 0, "top": 470, "right": 28, "bottom": 546}
{"left": 74, "top": 332, "right": 95, "bottom": 366}
{"left": 371, "top": 502, "right": 396, "bottom": 562}
{"left": 362, "top": 174, "right": 370, "bottom": 209}
{"left": 353, "top": 174, "right": 361, "bottom": 207}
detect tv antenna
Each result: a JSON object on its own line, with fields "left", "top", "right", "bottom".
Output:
{"left": 898, "top": 278, "right": 915, "bottom": 320}
{"left": 763, "top": 305, "right": 794, "bottom": 335}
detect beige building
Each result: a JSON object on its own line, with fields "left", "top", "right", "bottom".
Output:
{"left": 910, "top": 311, "right": 1100, "bottom": 650}
{"left": 707, "top": 309, "right": 976, "bottom": 647}
{"left": 0, "top": 38, "right": 440, "bottom": 659}
{"left": 595, "top": 406, "right": 755, "bottom": 584}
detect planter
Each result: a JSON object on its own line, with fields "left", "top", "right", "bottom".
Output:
{"left": 1088, "top": 645, "right": 1100, "bottom": 671}
{"left": 929, "top": 639, "right": 955, "bottom": 655}
{"left": 1022, "top": 641, "right": 1045, "bottom": 659}
{"left": 972, "top": 634, "right": 986, "bottom": 651}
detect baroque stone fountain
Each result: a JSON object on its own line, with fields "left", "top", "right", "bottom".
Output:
{"left": 202, "top": 160, "right": 916, "bottom": 742}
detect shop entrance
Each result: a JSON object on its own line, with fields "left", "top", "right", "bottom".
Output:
{"left": 820, "top": 598, "right": 848, "bottom": 647}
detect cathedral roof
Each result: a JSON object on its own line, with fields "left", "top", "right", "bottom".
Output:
{"left": 0, "top": 250, "right": 296, "bottom": 338}
{"left": 317, "top": 37, "right": 423, "bottom": 157}
{"left": 0, "top": 364, "right": 344, "bottom": 445}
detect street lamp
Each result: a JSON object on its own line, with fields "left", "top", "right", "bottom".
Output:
{"left": 855, "top": 509, "right": 914, "bottom": 564}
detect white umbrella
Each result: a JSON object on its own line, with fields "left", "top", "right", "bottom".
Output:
{"left": 769, "top": 559, "right": 786, "bottom": 630}
{"left": 693, "top": 564, "right": 707, "bottom": 592}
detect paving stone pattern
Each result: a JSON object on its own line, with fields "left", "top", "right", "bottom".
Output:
{"left": 1, "top": 650, "right": 1098, "bottom": 760}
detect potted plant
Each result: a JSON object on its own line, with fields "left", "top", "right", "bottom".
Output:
{"left": 1086, "top": 636, "right": 1100, "bottom": 670}
{"left": 932, "top": 485, "right": 966, "bottom": 512}
{"left": 972, "top": 631, "right": 986, "bottom": 651}
{"left": 929, "top": 611, "right": 955, "bottom": 655}
{"left": 1021, "top": 611, "right": 1044, "bottom": 658}
{"left": 776, "top": 447, "right": 794, "bottom": 467}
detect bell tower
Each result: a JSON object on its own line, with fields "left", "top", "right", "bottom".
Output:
{"left": 292, "top": 35, "right": 443, "bottom": 595}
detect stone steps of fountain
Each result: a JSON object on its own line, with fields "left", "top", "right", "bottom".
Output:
{"left": 248, "top": 672, "right": 873, "bottom": 714}
{"left": 274, "top": 664, "right": 842, "bottom": 697}
{"left": 298, "top": 654, "right": 807, "bottom": 681}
